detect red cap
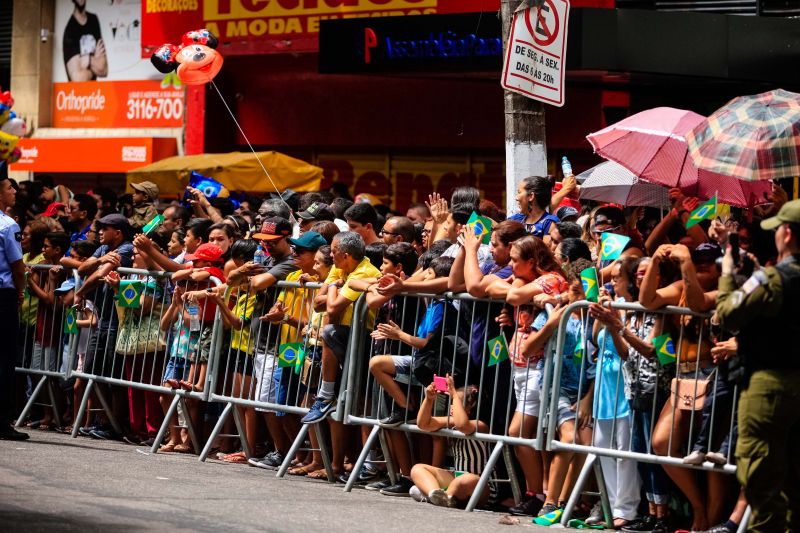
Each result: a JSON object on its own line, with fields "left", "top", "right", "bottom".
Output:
{"left": 185, "top": 243, "right": 224, "bottom": 263}
{"left": 43, "top": 202, "right": 67, "bottom": 218}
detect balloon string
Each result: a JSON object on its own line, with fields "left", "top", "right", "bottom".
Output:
{"left": 210, "top": 80, "right": 297, "bottom": 225}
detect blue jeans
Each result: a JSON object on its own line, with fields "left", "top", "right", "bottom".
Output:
{"left": 631, "top": 394, "right": 670, "bottom": 506}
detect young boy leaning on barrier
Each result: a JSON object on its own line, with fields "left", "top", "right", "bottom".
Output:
{"left": 518, "top": 258, "right": 596, "bottom": 526}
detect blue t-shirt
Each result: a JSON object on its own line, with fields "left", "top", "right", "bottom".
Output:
{"left": 0, "top": 212, "right": 22, "bottom": 289}
{"left": 533, "top": 311, "right": 592, "bottom": 403}
{"left": 593, "top": 328, "right": 631, "bottom": 420}
{"left": 417, "top": 300, "right": 445, "bottom": 339}
{"left": 508, "top": 211, "right": 560, "bottom": 239}
{"left": 470, "top": 260, "right": 512, "bottom": 365}
{"left": 91, "top": 241, "right": 134, "bottom": 330}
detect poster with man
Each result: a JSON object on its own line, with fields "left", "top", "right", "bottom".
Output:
{"left": 53, "top": 0, "right": 158, "bottom": 82}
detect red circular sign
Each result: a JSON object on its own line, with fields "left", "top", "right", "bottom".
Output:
{"left": 524, "top": 0, "right": 559, "bottom": 48}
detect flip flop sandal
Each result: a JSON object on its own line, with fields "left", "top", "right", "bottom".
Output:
{"left": 307, "top": 469, "right": 329, "bottom": 480}
{"left": 223, "top": 452, "right": 248, "bottom": 464}
{"left": 174, "top": 443, "right": 195, "bottom": 454}
{"left": 289, "top": 464, "right": 320, "bottom": 476}
{"left": 159, "top": 443, "right": 177, "bottom": 453}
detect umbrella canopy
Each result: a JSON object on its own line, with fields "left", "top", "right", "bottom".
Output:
{"left": 127, "top": 151, "right": 323, "bottom": 198}
{"left": 586, "top": 107, "right": 771, "bottom": 207}
{"left": 577, "top": 161, "right": 669, "bottom": 208}
{"left": 687, "top": 89, "right": 800, "bottom": 182}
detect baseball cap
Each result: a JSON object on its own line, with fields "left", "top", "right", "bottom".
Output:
{"left": 289, "top": 231, "right": 327, "bottom": 251}
{"left": 252, "top": 217, "right": 292, "bottom": 241}
{"left": 131, "top": 181, "right": 160, "bottom": 200}
{"left": 54, "top": 278, "right": 76, "bottom": 295}
{"left": 556, "top": 206, "right": 579, "bottom": 222}
{"left": 761, "top": 199, "right": 800, "bottom": 230}
{"left": 691, "top": 242, "right": 723, "bottom": 264}
{"left": 185, "top": 242, "right": 224, "bottom": 263}
{"left": 97, "top": 213, "right": 131, "bottom": 229}
{"left": 297, "top": 202, "right": 334, "bottom": 221}
{"left": 43, "top": 202, "right": 67, "bottom": 218}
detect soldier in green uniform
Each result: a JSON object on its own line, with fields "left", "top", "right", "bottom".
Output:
{"left": 715, "top": 199, "right": 800, "bottom": 533}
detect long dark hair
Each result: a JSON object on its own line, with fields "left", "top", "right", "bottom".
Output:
{"left": 512, "top": 236, "right": 561, "bottom": 275}
{"left": 521, "top": 175, "right": 555, "bottom": 210}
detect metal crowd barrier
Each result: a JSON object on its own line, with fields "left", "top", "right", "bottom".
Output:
{"left": 549, "top": 300, "right": 742, "bottom": 528}
{"left": 338, "top": 291, "right": 558, "bottom": 512}
{"left": 68, "top": 267, "right": 224, "bottom": 454}
{"left": 15, "top": 264, "right": 81, "bottom": 429}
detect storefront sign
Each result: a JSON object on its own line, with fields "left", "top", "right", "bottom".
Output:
{"left": 142, "top": 0, "right": 500, "bottom": 54}
{"left": 53, "top": 80, "right": 184, "bottom": 128}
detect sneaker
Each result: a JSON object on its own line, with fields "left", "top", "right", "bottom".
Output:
{"left": 346, "top": 465, "right": 381, "bottom": 485}
{"left": 508, "top": 494, "right": 544, "bottom": 516}
{"left": 429, "top": 488, "right": 456, "bottom": 508}
{"left": 585, "top": 501, "right": 604, "bottom": 525}
{"left": 122, "top": 435, "right": 142, "bottom": 445}
{"left": 302, "top": 398, "right": 334, "bottom": 424}
{"left": 379, "top": 476, "right": 414, "bottom": 497}
{"left": 409, "top": 485, "right": 428, "bottom": 502}
{"left": 533, "top": 504, "right": 563, "bottom": 526}
{"left": 78, "top": 425, "right": 101, "bottom": 437}
{"left": 248, "top": 450, "right": 284, "bottom": 469}
{"left": 364, "top": 478, "right": 392, "bottom": 491}
{"left": 683, "top": 450, "right": 706, "bottom": 465}
{"left": 0, "top": 426, "right": 29, "bottom": 441}
{"left": 621, "top": 515, "right": 657, "bottom": 532}
{"left": 705, "top": 451, "right": 728, "bottom": 465}
{"left": 89, "top": 428, "right": 121, "bottom": 440}
{"left": 651, "top": 519, "right": 670, "bottom": 533}
{"left": 379, "top": 407, "right": 413, "bottom": 427}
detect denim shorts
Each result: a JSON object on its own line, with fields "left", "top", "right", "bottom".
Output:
{"left": 163, "top": 357, "right": 191, "bottom": 382}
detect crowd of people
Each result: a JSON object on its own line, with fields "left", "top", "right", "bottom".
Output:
{"left": 1, "top": 169, "right": 798, "bottom": 533}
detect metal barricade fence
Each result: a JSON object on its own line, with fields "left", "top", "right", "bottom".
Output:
{"left": 15, "top": 264, "right": 81, "bottom": 430}
{"left": 548, "top": 300, "right": 742, "bottom": 528}
{"left": 338, "top": 290, "right": 559, "bottom": 512}
{"left": 67, "top": 267, "right": 224, "bottom": 454}
{"left": 202, "top": 279, "right": 337, "bottom": 475}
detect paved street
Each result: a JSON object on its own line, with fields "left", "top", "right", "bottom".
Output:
{"left": 0, "top": 431, "right": 555, "bottom": 532}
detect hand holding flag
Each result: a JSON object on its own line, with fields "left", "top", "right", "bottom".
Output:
{"left": 142, "top": 214, "right": 165, "bottom": 235}
{"left": 118, "top": 280, "right": 143, "bottom": 309}
{"left": 685, "top": 194, "right": 718, "bottom": 229}
{"left": 467, "top": 212, "right": 493, "bottom": 245}
{"left": 487, "top": 334, "right": 509, "bottom": 367}
{"left": 580, "top": 267, "right": 599, "bottom": 302}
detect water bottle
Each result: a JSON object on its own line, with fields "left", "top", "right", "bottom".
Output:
{"left": 187, "top": 302, "right": 201, "bottom": 332}
{"left": 254, "top": 244, "right": 266, "bottom": 266}
{"left": 561, "top": 156, "right": 573, "bottom": 178}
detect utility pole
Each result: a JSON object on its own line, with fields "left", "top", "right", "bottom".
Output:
{"left": 501, "top": 0, "right": 548, "bottom": 215}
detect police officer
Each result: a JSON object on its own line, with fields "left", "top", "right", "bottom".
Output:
{"left": 0, "top": 164, "right": 28, "bottom": 440}
{"left": 716, "top": 199, "right": 800, "bottom": 532}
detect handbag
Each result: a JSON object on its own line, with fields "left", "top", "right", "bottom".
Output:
{"left": 669, "top": 368, "right": 717, "bottom": 411}
{"left": 115, "top": 309, "right": 166, "bottom": 356}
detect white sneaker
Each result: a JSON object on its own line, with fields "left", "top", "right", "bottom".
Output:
{"left": 429, "top": 488, "right": 456, "bottom": 508}
{"left": 409, "top": 485, "right": 427, "bottom": 502}
{"left": 682, "top": 450, "right": 706, "bottom": 465}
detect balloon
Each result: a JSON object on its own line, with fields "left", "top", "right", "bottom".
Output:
{"left": 150, "top": 29, "right": 223, "bottom": 86}
{"left": 1, "top": 117, "right": 26, "bottom": 137}
{"left": 0, "top": 130, "right": 19, "bottom": 161}
{"left": 8, "top": 147, "right": 20, "bottom": 164}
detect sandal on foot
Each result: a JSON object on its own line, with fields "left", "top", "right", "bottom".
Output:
{"left": 159, "top": 443, "right": 177, "bottom": 452}
{"left": 289, "top": 464, "right": 321, "bottom": 476}
{"left": 307, "top": 469, "right": 329, "bottom": 480}
{"left": 174, "top": 443, "right": 195, "bottom": 454}
{"left": 165, "top": 379, "right": 181, "bottom": 389}
{"left": 223, "top": 452, "right": 248, "bottom": 464}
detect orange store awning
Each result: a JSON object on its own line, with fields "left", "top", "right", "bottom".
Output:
{"left": 10, "top": 137, "right": 178, "bottom": 173}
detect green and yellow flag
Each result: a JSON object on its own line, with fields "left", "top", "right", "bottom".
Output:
{"left": 600, "top": 232, "right": 631, "bottom": 261}
{"left": 142, "top": 214, "right": 165, "bottom": 235}
{"left": 63, "top": 307, "right": 78, "bottom": 335}
{"left": 294, "top": 344, "right": 306, "bottom": 375}
{"left": 685, "top": 194, "right": 718, "bottom": 229}
{"left": 278, "top": 342, "right": 304, "bottom": 368}
{"left": 487, "top": 334, "right": 509, "bottom": 367}
{"left": 467, "top": 211, "right": 493, "bottom": 245}
{"left": 118, "top": 280, "right": 143, "bottom": 308}
{"left": 652, "top": 333, "right": 677, "bottom": 366}
{"left": 580, "top": 267, "right": 599, "bottom": 302}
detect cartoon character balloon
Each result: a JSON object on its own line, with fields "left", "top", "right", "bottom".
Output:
{"left": 150, "top": 29, "right": 224, "bottom": 85}
{"left": 0, "top": 88, "right": 26, "bottom": 164}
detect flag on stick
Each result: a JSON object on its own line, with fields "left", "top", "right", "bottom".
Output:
{"left": 278, "top": 342, "right": 304, "bottom": 368}
{"left": 652, "top": 333, "right": 677, "bottom": 366}
{"left": 64, "top": 307, "right": 78, "bottom": 334}
{"left": 142, "top": 214, "right": 165, "bottom": 235}
{"left": 118, "top": 280, "right": 143, "bottom": 308}
{"left": 580, "top": 267, "right": 599, "bottom": 302}
{"left": 600, "top": 232, "right": 631, "bottom": 261}
{"left": 685, "top": 194, "right": 718, "bottom": 229}
{"left": 487, "top": 334, "right": 509, "bottom": 367}
{"left": 467, "top": 212, "right": 493, "bottom": 245}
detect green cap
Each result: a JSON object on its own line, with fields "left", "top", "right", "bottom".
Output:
{"left": 761, "top": 199, "right": 800, "bottom": 230}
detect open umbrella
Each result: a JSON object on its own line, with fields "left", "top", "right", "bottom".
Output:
{"left": 687, "top": 89, "right": 800, "bottom": 182}
{"left": 577, "top": 161, "right": 669, "bottom": 208}
{"left": 586, "top": 107, "right": 771, "bottom": 207}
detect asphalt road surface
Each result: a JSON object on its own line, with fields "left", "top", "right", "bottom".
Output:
{"left": 0, "top": 431, "right": 557, "bottom": 532}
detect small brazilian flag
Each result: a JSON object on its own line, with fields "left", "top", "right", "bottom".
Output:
{"left": 685, "top": 195, "right": 718, "bottom": 229}
{"left": 580, "top": 267, "right": 599, "bottom": 303}
{"left": 142, "top": 214, "right": 165, "bottom": 235}
{"left": 64, "top": 307, "right": 78, "bottom": 335}
{"left": 487, "top": 335, "right": 509, "bottom": 367}
{"left": 467, "top": 211, "right": 492, "bottom": 245}
{"left": 294, "top": 345, "right": 306, "bottom": 375}
{"left": 118, "top": 280, "right": 143, "bottom": 309}
{"left": 278, "top": 342, "right": 304, "bottom": 368}
{"left": 652, "top": 333, "right": 677, "bottom": 366}
{"left": 573, "top": 331, "right": 584, "bottom": 369}
{"left": 600, "top": 232, "right": 631, "bottom": 261}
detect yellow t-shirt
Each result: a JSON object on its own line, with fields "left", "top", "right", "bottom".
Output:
{"left": 230, "top": 290, "right": 258, "bottom": 354}
{"left": 276, "top": 270, "right": 309, "bottom": 346}
{"left": 324, "top": 258, "right": 380, "bottom": 327}
{"left": 21, "top": 252, "right": 45, "bottom": 326}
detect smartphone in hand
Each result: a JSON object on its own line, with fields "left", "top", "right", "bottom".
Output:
{"left": 433, "top": 375, "right": 448, "bottom": 394}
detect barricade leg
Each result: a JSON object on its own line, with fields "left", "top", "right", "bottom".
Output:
{"left": 71, "top": 378, "right": 94, "bottom": 438}
{"left": 503, "top": 445, "right": 523, "bottom": 505}
{"left": 377, "top": 428, "right": 397, "bottom": 485}
{"left": 93, "top": 383, "right": 122, "bottom": 435}
{"left": 465, "top": 441, "right": 504, "bottom": 512}
{"left": 14, "top": 376, "right": 47, "bottom": 429}
{"left": 277, "top": 424, "right": 310, "bottom": 478}
{"left": 46, "top": 379, "right": 63, "bottom": 429}
{"left": 231, "top": 402, "right": 252, "bottom": 459}
{"left": 199, "top": 402, "right": 232, "bottom": 462}
{"left": 315, "top": 423, "right": 335, "bottom": 482}
{"left": 594, "top": 455, "right": 613, "bottom": 527}
{"left": 737, "top": 506, "right": 751, "bottom": 533}
{"left": 181, "top": 396, "right": 201, "bottom": 456}
{"left": 151, "top": 394, "right": 180, "bottom": 454}
{"left": 344, "top": 425, "right": 381, "bottom": 493}
{"left": 560, "top": 453, "right": 596, "bottom": 524}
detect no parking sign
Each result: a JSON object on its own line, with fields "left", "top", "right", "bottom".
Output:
{"left": 501, "top": 0, "right": 570, "bottom": 107}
